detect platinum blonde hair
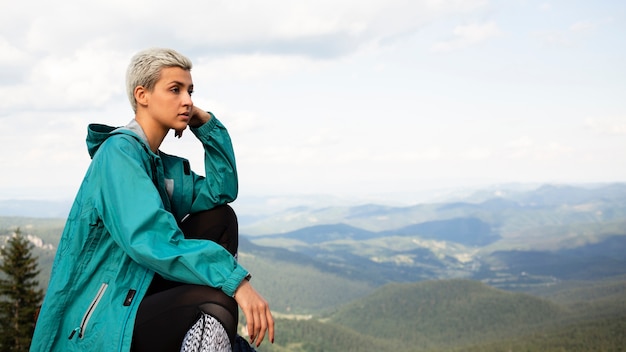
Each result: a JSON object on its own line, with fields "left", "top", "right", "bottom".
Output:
{"left": 126, "top": 48, "right": 193, "bottom": 112}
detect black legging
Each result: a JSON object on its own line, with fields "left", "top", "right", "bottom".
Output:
{"left": 131, "top": 205, "right": 239, "bottom": 351}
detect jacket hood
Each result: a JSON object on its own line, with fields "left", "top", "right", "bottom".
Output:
{"left": 86, "top": 120, "right": 149, "bottom": 158}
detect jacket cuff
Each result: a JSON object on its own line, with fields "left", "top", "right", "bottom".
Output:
{"left": 190, "top": 111, "right": 219, "bottom": 138}
{"left": 222, "top": 265, "right": 250, "bottom": 297}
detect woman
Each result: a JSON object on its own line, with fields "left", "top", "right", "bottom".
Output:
{"left": 30, "top": 48, "right": 274, "bottom": 351}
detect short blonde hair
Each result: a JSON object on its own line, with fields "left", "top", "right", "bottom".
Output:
{"left": 126, "top": 48, "right": 193, "bottom": 112}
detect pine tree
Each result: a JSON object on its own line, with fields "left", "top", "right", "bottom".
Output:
{"left": 0, "top": 228, "right": 44, "bottom": 352}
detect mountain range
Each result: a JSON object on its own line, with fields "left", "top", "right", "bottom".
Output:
{"left": 239, "top": 183, "right": 626, "bottom": 291}
{"left": 1, "top": 182, "right": 625, "bottom": 350}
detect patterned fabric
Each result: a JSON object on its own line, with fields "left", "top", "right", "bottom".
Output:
{"left": 181, "top": 313, "right": 231, "bottom": 352}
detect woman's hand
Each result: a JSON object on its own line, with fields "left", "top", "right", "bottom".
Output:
{"left": 188, "top": 106, "right": 212, "bottom": 128}
{"left": 175, "top": 106, "right": 212, "bottom": 138}
{"left": 233, "top": 280, "right": 275, "bottom": 347}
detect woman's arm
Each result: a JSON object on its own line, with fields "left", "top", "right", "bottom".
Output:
{"left": 186, "top": 107, "right": 275, "bottom": 347}
{"left": 187, "top": 107, "right": 239, "bottom": 213}
{"left": 91, "top": 135, "right": 247, "bottom": 296}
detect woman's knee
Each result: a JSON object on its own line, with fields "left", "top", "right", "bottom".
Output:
{"left": 179, "top": 204, "right": 239, "bottom": 255}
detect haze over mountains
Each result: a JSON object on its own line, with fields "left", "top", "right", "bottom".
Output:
{"left": 1, "top": 182, "right": 625, "bottom": 351}
{"left": 2, "top": 182, "right": 626, "bottom": 293}
{"left": 239, "top": 183, "right": 626, "bottom": 288}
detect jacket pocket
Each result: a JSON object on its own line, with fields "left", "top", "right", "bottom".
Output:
{"left": 68, "top": 282, "right": 108, "bottom": 340}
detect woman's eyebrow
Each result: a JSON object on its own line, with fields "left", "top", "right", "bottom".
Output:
{"left": 169, "top": 80, "right": 193, "bottom": 88}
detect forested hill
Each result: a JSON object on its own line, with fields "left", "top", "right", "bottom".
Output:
{"left": 261, "top": 279, "right": 626, "bottom": 352}
{"left": 328, "top": 280, "right": 565, "bottom": 349}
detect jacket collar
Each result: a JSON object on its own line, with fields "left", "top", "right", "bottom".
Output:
{"left": 120, "top": 119, "right": 149, "bottom": 146}
{"left": 86, "top": 119, "right": 154, "bottom": 159}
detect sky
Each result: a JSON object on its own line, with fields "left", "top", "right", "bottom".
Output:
{"left": 1, "top": 0, "right": 625, "bottom": 204}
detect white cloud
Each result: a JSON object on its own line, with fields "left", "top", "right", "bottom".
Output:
{"left": 539, "top": 3, "right": 552, "bottom": 12}
{"left": 2, "top": 0, "right": 490, "bottom": 57}
{"left": 460, "top": 147, "right": 492, "bottom": 160}
{"left": 431, "top": 21, "right": 503, "bottom": 52}
{"left": 535, "top": 32, "right": 571, "bottom": 47}
{"left": 0, "top": 0, "right": 489, "bottom": 112}
{"left": 537, "top": 142, "right": 574, "bottom": 160}
{"left": 508, "top": 136, "right": 534, "bottom": 149}
{"left": 570, "top": 20, "right": 596, "bottom": 33}
{"left": 532, "top": 17, "right": 607, "bottom": 47}
{"left": 194, "top": 54, "right": 329, "bottom": 81}
{"left": 0, "top": 37, "right": 28, "bottom": 66}
{"left": 505, "top": 137, "right": 574, "bottom": 161}
{"left": 1, "top": 0, "right": 625, "bottom": 200}
{"left": 585, "top": 117, "right": 626, "bottom": 136}
{"left": 0, "top": 46, "right": 126, "bottom": 111}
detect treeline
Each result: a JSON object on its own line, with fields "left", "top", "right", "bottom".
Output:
{"left": 256, "top": 319, "right": 402, "bottom": 352}
{"left": 457, "top": 315, "right": 626, "bottom": 352}
{"left": 258, "top": 279, "right": 626, "bottom": 352}
{"left": 239, "top": 250, "right": 375, "bottom": 314}
{"left": 261, "top": 315, "right": 626, "bottom": 352}
{"left": 0, "top": 229, "right": 44, "bottom": 351}
{"left": 329, "top": 280, "right": 564, "bottom": 347}
{"left": 0, "top": 217, "right": 63, "bottom": 290}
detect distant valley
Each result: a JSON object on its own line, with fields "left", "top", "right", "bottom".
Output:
{"left": 241, "top": 183, "right": 626, "bottom": 290}
{"left": 1, "top": 182, "right": 625, "bottom": 351}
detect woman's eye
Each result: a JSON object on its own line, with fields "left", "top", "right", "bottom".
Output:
{"left": 188, "top": 90, "right": 194, "bottom": 96}
{"left": 171, "top": 87, "right": 180, "bottom": 93}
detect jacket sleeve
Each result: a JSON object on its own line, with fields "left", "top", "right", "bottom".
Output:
{"left": 90, "top": 134, "right": 248, "bottom": 296}
{"left": 188, "top": 113, "right": 238, "bottom": 213}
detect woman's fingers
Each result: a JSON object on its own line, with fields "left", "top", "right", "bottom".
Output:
{"left": 267, "top": 309, "right": 275, "bottom": 344}
{"left": 248, "top": 303, "right": 270, "bottom": 346}
{"left": 234, "top": 280, "right": 275, "bottom": 347}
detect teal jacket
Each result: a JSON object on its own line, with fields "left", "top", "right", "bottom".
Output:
{"left": 30, "top": 115, "right": 249, "bottom": 351}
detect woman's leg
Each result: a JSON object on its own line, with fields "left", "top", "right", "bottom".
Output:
{"left": 146, "top": 204, "right": 239, "bottom": 295}
{"left": 132, "top": 205, "right": 240, "bottom": 351}
{"left": 179, "top": 204, "right": 239, "bottom": 256}
{"left": 132, "top": 285, "right": 238, "bottom": 351}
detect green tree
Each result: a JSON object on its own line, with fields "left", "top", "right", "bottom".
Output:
{"left": 0, "top": 228, "right": 44, "bottom": 352}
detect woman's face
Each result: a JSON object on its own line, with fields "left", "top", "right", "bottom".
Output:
{"left": 144, "top": 66, "right": 194, "bottom": 133}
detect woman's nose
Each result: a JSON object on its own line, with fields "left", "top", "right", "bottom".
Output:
{"left": 183, "top": 92, "right": 193, "bottom": 105}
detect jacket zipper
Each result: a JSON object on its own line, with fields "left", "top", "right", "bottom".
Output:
{"left": 69, "top": 282, "right": 108, "bottom": 340}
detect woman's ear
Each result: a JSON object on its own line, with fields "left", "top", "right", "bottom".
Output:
{"left": 134, "top": 86, "right": 149, "bottom": 108}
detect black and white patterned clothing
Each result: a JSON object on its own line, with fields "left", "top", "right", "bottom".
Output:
{"left": 181, "top": 313, "right": 231, "bottom": 352}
